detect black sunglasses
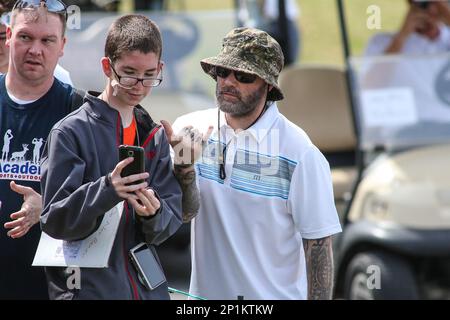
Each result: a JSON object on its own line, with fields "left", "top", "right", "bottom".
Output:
{"left": 214, "top": 66, "right": 257, "bottom": 84}
{"left": 13, "top": 0, "right": 67, "bottom": 20}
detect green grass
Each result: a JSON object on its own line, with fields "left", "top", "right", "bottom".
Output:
{"left": 300, "top": 0, "right": 407, "bottom": 65}
{"left": 166, "top": 0, "right": 407, "bottom": 66}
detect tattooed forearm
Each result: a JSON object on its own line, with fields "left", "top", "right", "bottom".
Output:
{"left": 302, "top": 236, "right": 334, "bottom": 300}
{"left": 174, "top": 164, "right": 200, "bottom": 222}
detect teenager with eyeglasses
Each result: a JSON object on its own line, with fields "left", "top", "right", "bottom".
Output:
{"left": 165, "top": 28, "right": 342, "bottom": 300}
{"left": 109, "top": 58, "right": 162, "bottom": 88}
{"left": 0, "top": 0, "right": 84, "bottom": 299}
{"left": 40, "top": 14, "right": 204, "bottom": 300}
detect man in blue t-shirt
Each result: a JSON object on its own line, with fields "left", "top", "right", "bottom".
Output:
{"left": 1, "top": 1, "right": 73, "bottom": 83}
{"left": 0, "top": 0, "right": 78, "bottom": 299}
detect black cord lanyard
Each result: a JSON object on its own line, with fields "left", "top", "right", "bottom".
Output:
{"left": 218, "top": 101, "right": 269, "bottom": 180}
{"left": 133, "top": 115, "right": 140, "bottom": 147}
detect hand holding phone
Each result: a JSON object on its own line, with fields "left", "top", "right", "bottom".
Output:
{"left": 110, "top": 147, "right": 149, "bottom": 201}
{"left": 118, "top": 145, "right": 145, "bottom": 185}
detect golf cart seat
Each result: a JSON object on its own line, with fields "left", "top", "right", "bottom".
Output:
{"left": 278, "top": 65, "right": 357, "bottom": 203}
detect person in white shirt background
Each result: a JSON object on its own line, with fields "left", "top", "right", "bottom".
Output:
{"left": 365, "top": 0, "right": 450, "bottom": 56}
{"left": 362, "top": 0, "right": 450, "bottom": 127}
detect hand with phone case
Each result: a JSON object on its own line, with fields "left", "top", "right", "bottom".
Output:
{"left": 109, "top": 148, "right": 148, "bottom": 200}
{"left": 109, "top": 146, "right": 160, "bottom": 217}
{"left": 118, "top": 145, "right": 145, "bottom": 185}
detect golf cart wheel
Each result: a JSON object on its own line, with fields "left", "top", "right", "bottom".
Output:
{"left": 343, "top": 251, "right": 419, "bottom": 300}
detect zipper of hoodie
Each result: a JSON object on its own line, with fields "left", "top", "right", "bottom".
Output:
{"left": 123, "top": 202, "right": 140, "bottom": 300}
{"left": 117, "top": 113, "right": 140, "bottom": 300}
{"left": 117, "top": 111, "right": 161, "bottom": 299}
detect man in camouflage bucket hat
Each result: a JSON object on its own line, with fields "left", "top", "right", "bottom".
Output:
{"left": 201, "top": 27, "right": 284, "bottom": 102}
{"left": 163, "top": 27, "right": 341, "bottom": 299}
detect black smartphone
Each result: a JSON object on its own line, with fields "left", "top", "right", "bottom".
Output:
{"left": 118, "top": 145, "right": 145, "bottom": 185}
{"left": 129, "top": 242, "right": 166, "bottom": 290}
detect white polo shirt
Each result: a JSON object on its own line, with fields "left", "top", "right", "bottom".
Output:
{"left": 173, "top": 105, "right": 342, "bottom": 300}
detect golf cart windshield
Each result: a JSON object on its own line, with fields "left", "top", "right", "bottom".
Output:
{"left": 350, "top": 53, "right": 450, "bottom": 151}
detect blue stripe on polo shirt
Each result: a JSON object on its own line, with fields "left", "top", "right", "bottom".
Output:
{"left": 229, "top": 184, "right": 289, "bottom": 199}
{"left": 230, "top": 150, "right": 296, "bottom": 199}
{"left": 196, "top": 139, "right": 225, "bottom": 184}
{"left": 230, "top": 176, "right": 290, "bottom": 199}
{"left": 197, "top": 163, "right": 224, "bottom": 184}
{"left": 230, "top": 173, "right": 291, "bottom": 195}
{"left": 196, "top": 140, "right": 297, "bottom": 195}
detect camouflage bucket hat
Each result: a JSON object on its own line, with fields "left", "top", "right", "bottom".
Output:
{"left": 201, "top": 27, "right": 285, "bottom": 101}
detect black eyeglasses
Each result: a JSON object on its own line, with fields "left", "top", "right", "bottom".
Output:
{"left": 13, "top": 0, "right": 67, "bottom": 20}
{"left": 214, "top": 66, "right": 258, "bottom": 84}
{"left": 110, "top": 61, "right": 162, "bottom": 88}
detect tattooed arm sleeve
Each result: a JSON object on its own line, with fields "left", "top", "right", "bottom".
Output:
{"left": 174, "top": 164, "right": 200, "bottom": 223}
{"left": 302, "top": 236, "right": 334, "bottom": 300}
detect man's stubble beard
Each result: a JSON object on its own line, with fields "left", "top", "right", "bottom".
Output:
{"left": 216, "top": 82, "right": 267, "bottom": 118}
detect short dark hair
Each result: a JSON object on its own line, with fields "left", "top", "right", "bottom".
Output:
{"left": 105, "top": 14, "right": 162, "bottom": 64}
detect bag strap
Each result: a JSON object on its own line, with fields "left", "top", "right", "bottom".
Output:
{"left": 70, "top": 88, "right": 86, "bottom": 112}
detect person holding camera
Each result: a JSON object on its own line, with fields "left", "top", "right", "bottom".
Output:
{"left": 362, "top": 0, "right": 450, "bottom": 123}
{"left": 40, "top": 14, "right": 204, "bottom": 300}
{"left": 365, "top": 0, "right": 450, "bottom": 55}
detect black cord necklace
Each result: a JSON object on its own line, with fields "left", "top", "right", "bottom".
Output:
{"left": 218, "top": 99, "right": 270, "bottom": 180}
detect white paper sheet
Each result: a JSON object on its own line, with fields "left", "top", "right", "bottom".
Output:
{"left": 361, "top": 88, "right": 418, "bottom": 127}
{"left": 32, "top": 201, "right": 124, "bottom": 268}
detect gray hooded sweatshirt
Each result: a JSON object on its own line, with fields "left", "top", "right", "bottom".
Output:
{"left": 40, "top": 92, "right": 182, "bottom": 300}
